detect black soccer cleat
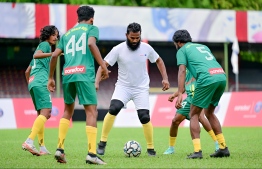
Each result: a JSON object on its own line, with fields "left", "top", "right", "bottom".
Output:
{"left": 187, "top": 151, "right": 203, "bottom": 159}
{"left": 96, "top": 141, "right": 107, "bottom": 155}
{"left": 210, "top": 147, "right": 230, "bottom": 158}
{"left": 147, "top": 149, "right": 156, "bottom": 156}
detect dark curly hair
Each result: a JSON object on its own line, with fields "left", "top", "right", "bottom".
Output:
{"left": 127, "top": 22, "right": 141, "bottom": 34}
{"left": 172, "top": 30, "right": 192, "bottom": 43}
{"left": 77, "top": 6, "right": 95, "bottom": 22}
{"left": 39, "top": 25, "right": 60, "bottom": 42}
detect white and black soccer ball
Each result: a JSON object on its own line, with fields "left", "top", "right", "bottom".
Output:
{"left": 123, "top": 140, "right": 141, "bottom": 157}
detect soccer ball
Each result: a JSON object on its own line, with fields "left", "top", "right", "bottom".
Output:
{"left": 123, "top": 140, "right": 141, "bottom": 157}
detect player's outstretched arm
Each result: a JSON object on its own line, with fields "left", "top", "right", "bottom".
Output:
{"left": 95, "top": 61, "right": 110, "bottom": 90}
{"left": 175, "top": 64, "right": 186, "bottom": 109}
{"left": 155, "top": 57, "right": 169, "bottom": 91}
{"left": 33, "top": 50, "right": 52, "bottom": 59}
{"left": 47, "top": 48, "right": 62, "bottom": 92}
{"left": 88, "top": 36, "right": 109, "bottom": 80}
{"left": 25, "top": 65, "right": 32, "bottom": 84}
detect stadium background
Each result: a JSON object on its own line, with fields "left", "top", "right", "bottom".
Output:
{"left": 0, "top": 3, "right": 261, "bottom": 128}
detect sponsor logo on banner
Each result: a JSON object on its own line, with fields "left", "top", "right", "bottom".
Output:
{"left": 254, "top": 101, "right": 262, "bottom": 113}
{"left": 223, "top": 92, "right": 262, "bottom": 126}
{"left": 0, "top": 108, "right": 3, "bottom": 117}
{"left": 0, "top": 99, "right": 17, "bottom": 129}
{"left": 13, "top": 98, "right": 71, "bottom": 128}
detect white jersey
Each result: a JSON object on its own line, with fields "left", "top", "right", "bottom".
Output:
{"left": 104, "top": 42, "right": 159, "bottom": 89}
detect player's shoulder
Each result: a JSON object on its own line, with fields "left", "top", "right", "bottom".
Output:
{"left": 140, "top": 42, "right": 151, "bottom": 47}
{"left": 140, "top": 42, "right": 154, "bottom": 50}
{"left": 39, "top": 41, "right": 49, "bottom": 46}
{"left": 113, "top": 42, "right": 126, "bottom": 50}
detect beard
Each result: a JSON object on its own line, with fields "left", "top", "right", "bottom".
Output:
{"left": 126, "top": 38, "right": 141, "bottom": 51}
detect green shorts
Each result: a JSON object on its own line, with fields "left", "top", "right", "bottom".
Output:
{"left": 63, "top": 81, "right": 97, "bottom": 105}
{"left": 192, "top": 80, "right": 226, "bottom": 109}
{"left": 30, "top": 86, "right": 52, "bottom": 111}
{"left": 176, "top": 98, "right": 191, "bottom": 120}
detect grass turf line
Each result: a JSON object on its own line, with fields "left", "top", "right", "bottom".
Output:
{"left": 0, "top": 122, "right": 261, "bottom": 168}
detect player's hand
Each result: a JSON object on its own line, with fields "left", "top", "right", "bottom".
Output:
{"left": 101, "top": 68, "right": 110, "bottom": 80}
{"left": 95, "top": 82, "right": 99, "bottom": 91}
{"left": 175, "top": 93, "right": 183, "bottom": 109}
{"left": 168, "top": 94, "right": 176, "bottom": 102}
{"left": 162, "top": 79, "right": 170, "bottom": 91}
{"left": 47, "top": 78, "right": 55, "bottom": 92}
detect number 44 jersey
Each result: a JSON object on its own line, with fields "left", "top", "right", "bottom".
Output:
{"left": 57, "top": 23, "right": 99, "bottom": 84}
{"left": 176, "top": 42, "right": 226, "bottom": 87}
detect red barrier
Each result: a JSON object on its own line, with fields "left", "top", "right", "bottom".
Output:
{"left": 223, "top": 92, "right": 262, "bottom": 127}
{"left": 13, "top": 98, "right": 71, "bottom": 128}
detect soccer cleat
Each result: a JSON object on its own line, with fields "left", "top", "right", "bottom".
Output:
{"left": 187, "top": 151, "right": 203, "bottom": 159}
{"left": 147, "top": 149, "right": 156, "bottom": 156}
{"left": 163, "top": 147, "right": 175, "bottom": 154}
{"left": 39, "top": 147, "right": 51, "bottom": 155}
{"left": 86, "top": 153, "right": 106, "bottom": 165}
{"left": 96, "top": 141, "right": 107, "bottom": 155}
{"left": 210, "top": 147, "right": 230, "bottom": 158}
{"left": 22, "top": 142, "right": 41, "bottom": 156}
{"left": 215, "top": 141, "right": 219, "bottom": 151}
{"left": 54, "top": 149, "right": 67, "bottom": 163}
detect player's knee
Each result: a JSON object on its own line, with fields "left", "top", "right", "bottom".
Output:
{"left": 137, "top": 109, "right": 150, "bottom": 124}
{"left": 171, "top": 118, "right": 181, "bottom": 126}
{"left": 108, "top": 99, "right": 124, "bottom": 116}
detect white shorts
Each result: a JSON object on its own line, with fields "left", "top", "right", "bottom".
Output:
{"left": 111, "top": 85, "right": 149, "bottom": 110}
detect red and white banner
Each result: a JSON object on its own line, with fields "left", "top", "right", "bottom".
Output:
{"left": 224, "top": 92, "right": 262, "bottom": 127}
{"left": 114, "top": 92, "right": 262, "bottom": 128}
{"left": 0, "top": 98, "right": 71, "bottom": 129}
{"left": 0, "top": 99, "right": 17, "bottom": 129}
{"left": 1, "top": 2, "right": 262, "bottom": 42}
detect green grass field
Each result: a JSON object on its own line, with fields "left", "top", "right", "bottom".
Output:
{"left": 1, "top": 122, "right": 261, "bottom": 168}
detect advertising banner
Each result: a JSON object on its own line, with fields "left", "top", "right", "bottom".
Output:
{"left": 223, "top": 92, "right": 262, "bottom": 127}
{"left": 13, "top": 98, "right": 69, "bottom": 128}
{"left": 0, "top": 99, "right": 17, "bottom": 129}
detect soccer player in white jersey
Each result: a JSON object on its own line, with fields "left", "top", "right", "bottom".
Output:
{"left": 95, "top": 22, "right": 170, "bottom": 156}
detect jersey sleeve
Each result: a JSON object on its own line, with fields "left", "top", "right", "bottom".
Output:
{"left": 147, "top": 44, "right": 159, "bottom": 63}
{"left": 38, "top": 42, "right": 51, "bottom": 53}
{"left": 89, "top": 26, "right": 99, "bottom": 42}
{"left": 104, "top": 47, "right": 118, "bottom": 66}
{"left": 29, "top": 59, "right": 34, "bottom": 66}
{"left": 57, "top": 35, "right": 64, "bottom": 52}
{"left": 176, "top": 49, "right": 187, "bottom": 66}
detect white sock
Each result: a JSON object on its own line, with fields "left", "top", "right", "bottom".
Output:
{"left": 25, "top": 138, "right": 33, "bottom": 145}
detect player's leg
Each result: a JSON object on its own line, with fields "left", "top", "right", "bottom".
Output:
{"left": 38, "top": 108, "right": 52, "bottom": 155}
{"left": 205, "top": 81, "right": 230, "bottom": 158}
{"left": 198, "top": 111, "right": 219, "bottom": 151}
{"left": 54, "top": 82, "right": 76, "bottom": 163}
{"left": 164, "top": 99, "right": 189, "bottom": 154}
{"left": 97, "top": 99, "right": 124, "bottom": 154}
{"left": 186, "top": 104, "right": 203, "bottom": 159}
{"left": 163, "top": 112, "right": 186, "bottom": 154}
{"left": 133, "top": 89, "right": 156, "bottom": 156}
{"left": 97, "top": 85, "right": 128, "bottom": 155}
{"left": 187, "top": 84, "right": 217, "bottom": 159}
{"left": 77, "top": 81, "right": 106, "bottom": 165}
{"left": 22, "top": 87, "right": 51, "bottom": 156}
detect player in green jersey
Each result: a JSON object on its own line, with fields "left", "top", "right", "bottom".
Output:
{"left": 173, "top": 30, "right": 230, "bottom": 159}
{"left": 22, "top": 25, "right": 60, "bottom": 156}
{"left": 163, "top": 69, "right": 219, "bottom": 155}
{"left": 47, "top": 6, "right": 109, "bottom": 165}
